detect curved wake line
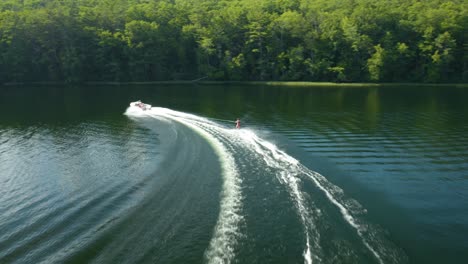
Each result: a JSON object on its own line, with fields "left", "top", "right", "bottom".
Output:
{"left": 299, "top": 167, "right": 384, "bottom": 264}
{"left": 240, "top": 131, "right": 315, "bottom": 264}
{"left": 244, "top": 130, "right": 385, "bottom": 264}
{"left": 126, "top": 106, "right": 390, "bottom": 264}
{"left": 138, "top": 107, "right": 243, "bottom": 264}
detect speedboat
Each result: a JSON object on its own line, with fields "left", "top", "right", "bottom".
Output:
{"left": 130, "top": 100, "right": 152, "bottom": 111}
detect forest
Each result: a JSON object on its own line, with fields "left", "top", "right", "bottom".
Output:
{"left": 0, "top": 0, "right": 466, "bottom": 83}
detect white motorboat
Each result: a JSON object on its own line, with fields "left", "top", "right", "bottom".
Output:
{"left": 130, "top": 100, "right": 152, "bottom": 110}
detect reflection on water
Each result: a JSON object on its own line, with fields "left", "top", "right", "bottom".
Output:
{"left": 0, "top": 84, "right": 467, "bottom": 263}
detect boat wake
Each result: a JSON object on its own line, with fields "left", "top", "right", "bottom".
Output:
{"left": 125, "top": 106, "right": 406, "bottom": 264}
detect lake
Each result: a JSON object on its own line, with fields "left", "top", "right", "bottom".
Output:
{"left": 0, "top": 84, "right": 467, "bottom": 263}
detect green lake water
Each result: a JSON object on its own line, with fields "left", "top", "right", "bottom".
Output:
{"left": 0, "top": 84, "right": 467, "bottom": 263}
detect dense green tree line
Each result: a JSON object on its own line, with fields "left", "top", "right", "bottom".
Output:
{"left": 0, "top": 0, "right": 466, "bottom": 83}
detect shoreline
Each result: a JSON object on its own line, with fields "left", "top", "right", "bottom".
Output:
{"left": 2, "top": 81, "right": 467, "bottom": 88}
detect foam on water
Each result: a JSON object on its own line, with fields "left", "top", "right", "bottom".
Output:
{"left": 126, "top": 106, "right": 399, "bottom": 264}
{"left": 240, "top": 130, "right": 316, "bottom": 263}
{"left": 130, "top": 107, "right": 243, "bottom": 264}
{"left": 241, "top": 130, "right": 386, "bottom": 263}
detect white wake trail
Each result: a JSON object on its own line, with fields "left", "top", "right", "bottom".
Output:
{"left": 240, "top": 130, "right": 385, "bottom": 264}
{"left": 240, "top": 130, "right": 316, "bottom": 264}
{"left": 144, "top": 107, "right": 243, "bottom": 264}
{"left": 127, "top": 106, "right": 390, "bottom": 264}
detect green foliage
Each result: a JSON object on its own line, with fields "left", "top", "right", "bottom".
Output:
{"left": 367, "top": 44, "right": 385, "bottom": 81}
{"left": 0, "top": 0, "right": 466, "bottom": 83}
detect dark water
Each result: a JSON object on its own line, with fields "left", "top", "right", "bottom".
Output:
{"left": 0, "top": 84, "right": 467, "bottom": 264}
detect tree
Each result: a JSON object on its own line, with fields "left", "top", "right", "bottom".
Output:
{"left": 0, "top": 0, "right": 466, "bottom": 83}
{"left": 367, "top": 44, "right": 385, "bottom": 81}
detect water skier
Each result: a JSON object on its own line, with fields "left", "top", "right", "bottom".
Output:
{"left": 235, "top": 118, "right": 241, "bottom": 129}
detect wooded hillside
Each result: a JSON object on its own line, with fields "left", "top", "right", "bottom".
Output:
{"left": 0, "top": 0, "right": 466, "bottom": 83}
